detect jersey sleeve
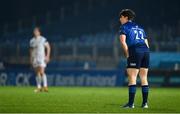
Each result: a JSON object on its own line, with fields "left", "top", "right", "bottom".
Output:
{"left": 29, "top": 39, "right": 33, "bottom": 48}
{"left": 119, "top": 26, "right": 127, "bottom": 36}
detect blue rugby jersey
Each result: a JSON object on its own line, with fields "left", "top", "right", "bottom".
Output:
{"left": 119, "top": 21, "right": 149, "bottom": 52}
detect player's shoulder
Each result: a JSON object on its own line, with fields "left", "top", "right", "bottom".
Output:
{"left": 119, "top": 24, "right": 128, "bottom": 32}
{"left": 120, "top": 21, "right": 134, "bottom": 30}
{"left": 133, "top": 22, "right": 144, "bottom": 29}
{"left": 30, "top": 37, "right": 35, "bottom": 43}
{"left": 132, "top": 22, "right": 145, "bottom": 31}
{"left": 136, "top": 23, "right": 144, "bottom": 29}
{"left": 40, "top": 36, "right": 47, "bottom": 41}
{"left": 29, "top": 37, "right": 36, "bottom": 47}
{"left": 119, "top": 22, "right": 132, "bottom": 35}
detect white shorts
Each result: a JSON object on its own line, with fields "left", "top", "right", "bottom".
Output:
{"left": 32, "top": 58, "right": 46, "bottom": 68}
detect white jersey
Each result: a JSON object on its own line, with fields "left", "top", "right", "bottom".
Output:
{"left": 30, "top": 36, "right": 48, "bottom": 68}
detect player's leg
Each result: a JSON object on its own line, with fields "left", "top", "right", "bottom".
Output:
{"left": 139, "top": 68, "right": 148, "bottom": 85}
{"left": 123, "top": 68, "right": 139, "bottom": 108}
{"left": 39, "top": 66, "right": 48, "bottom": 92}
{"left": 34, "top": 66, "right": 42, "bottom": 92}
{"left": 123, "top": 53, "right": 140, "bottom": 108}
{"left": 139, "top": 68, "right": 149, "bottom": 108}
{"left": 139, "top": 52, "right": 150, "bottom": 108}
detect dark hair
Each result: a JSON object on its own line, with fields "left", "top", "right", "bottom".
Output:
{"left": 119, "top": 9, "right": 136, "bottom": 20}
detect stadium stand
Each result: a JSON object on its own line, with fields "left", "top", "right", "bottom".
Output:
{"left": 0, "top": 0, "right": 180, "bottom": 70}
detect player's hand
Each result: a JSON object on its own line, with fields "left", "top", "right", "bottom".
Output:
{"left": 45, "top": 56, "right": 50, "bottom": 63}
{"left": 125, "top": 54, "right": 129, "bottom": 58}
{"left": 125, "top": 52, "right": 129, "bottom": 58}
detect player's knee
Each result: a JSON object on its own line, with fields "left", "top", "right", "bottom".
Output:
{"left": 128, "top": 81, "right": 136, "bottom": 85}
{"left": 39, "top": 71, "right": 44, "bottom": 76}
{"left": 140, "top": 76, "right": 148, "bottom": 85}
{"left": 141, "top": 80, "right": 148, "bottom": 85}
{"left": 128, "top": 76, "right": 137, "bottom": 85}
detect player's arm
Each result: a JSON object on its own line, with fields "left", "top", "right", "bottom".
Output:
{"left": 145, "top": 39, "right": 150, "bottom": 48}
{"left": 45, "top": 42, "right": 51, "bottom": 63}
{"left": 119, "top": 35, "right": 129, "bottom": 58}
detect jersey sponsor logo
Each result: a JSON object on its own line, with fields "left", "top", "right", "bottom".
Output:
{"left": 130, "top": 63, "right": 136, "bottom": 66}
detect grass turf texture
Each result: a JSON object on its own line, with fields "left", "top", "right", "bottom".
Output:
{"left": 0, "top": 87, "right": 180, "bottom": 113}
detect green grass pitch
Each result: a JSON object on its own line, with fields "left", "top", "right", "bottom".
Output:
{"left": 0, "top": 87, "right": 180, "bottom": 113}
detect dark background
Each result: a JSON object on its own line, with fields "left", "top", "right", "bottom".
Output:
{"left": 0, "top": 0, "right": 180, "bottom": 36}
{"left": 0, "top": 0, "right": 180, "bottom": 86}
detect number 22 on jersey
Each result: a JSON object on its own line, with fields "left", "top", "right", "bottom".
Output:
{"left": 134, "top": 29, "right": 144, "bottom": 40}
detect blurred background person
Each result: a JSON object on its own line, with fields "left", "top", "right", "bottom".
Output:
{"left": 30, "top": 27, "right": 51, "bottom": 92}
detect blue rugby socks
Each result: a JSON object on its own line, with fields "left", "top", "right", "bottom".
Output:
{"left": 142, "top": 85, "right": 149, "bottom": 104}
{"left": 128, "top": 85, "right": 136, "bottom": 105}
